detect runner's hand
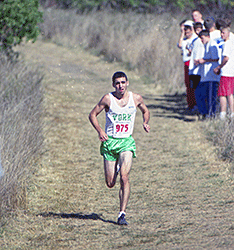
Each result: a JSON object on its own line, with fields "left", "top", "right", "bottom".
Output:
{"left": 143, "top": 123, "right": 150, "bottom": 133}
{"left": 99, "top": 131, "right": 108, "bottom": 141}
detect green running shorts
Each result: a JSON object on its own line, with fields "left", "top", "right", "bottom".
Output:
{"left": 100, "top": 136, "right": 136, "bottom": 161}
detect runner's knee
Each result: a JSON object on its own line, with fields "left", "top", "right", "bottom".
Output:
{"left": 106, "top": 179, "right": 116, "bottom": 188}
{"left": 120, "top": 175, "right": 129, "bottom": 186}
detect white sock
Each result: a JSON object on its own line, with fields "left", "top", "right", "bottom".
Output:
{"left": 220, "top": 111, "right": 226, "bottom": 120}
{"left": 118, "top": 211, "right": 125, "bottom": 218}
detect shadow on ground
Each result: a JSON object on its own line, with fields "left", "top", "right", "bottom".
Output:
{"left": 38, "top": 212, "right": 117, "bottom": 225}
{"left": 144, "top": 93, "right": 197, "bottom": 122}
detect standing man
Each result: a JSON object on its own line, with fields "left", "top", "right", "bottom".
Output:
{"left": 188, "top": 22, "right": 204, "bottom": 113}
{"left": 177, "top": 20, "right": 198, "bottom": 112}
{"left": 89, "top": 71, "right": 150, "bottom": 226}
{"left": 195, "top": 30, "right": 220, "bottom": 119}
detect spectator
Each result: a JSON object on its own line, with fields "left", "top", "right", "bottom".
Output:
{"left": 192, "top": 10, "right": 204, "bottom": 24}
{"left": 178, "top": 20, "right": 197, "bottom": 112}
{"left": 204, "top": 17, "right": 221, "bottom": 40}
{"left": 195, "top": 30, "right": 220, "bottom": 119}
{"left": 204, "top": 17, "right": 223, "bottom": 63}
{"left": 216, "top": 18, "right": 234, "bottom": 41}
{"left": 177, "top": 19, "right": 187, "bottom": 49}
{"left": 214, "top": 27, "right": 234, "bottom": 119}
{"left": 188, "top": 22, "right": 204, "bottom": 113}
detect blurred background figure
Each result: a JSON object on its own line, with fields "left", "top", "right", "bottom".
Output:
{"left": 192, "top": 10, "right": 204, "bottom": 24}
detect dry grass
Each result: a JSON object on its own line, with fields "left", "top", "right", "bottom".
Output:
{"left": 40, "top": 9, "right": 185, "bottom": 93}
{"left": 0, "top": 53, "right": 44, "bottom": 215}
{"left": 203, "top": 118, "right": 234, "bottom": 174}
{"left": 0, "top": 40, "right": 233, "bottom": 249}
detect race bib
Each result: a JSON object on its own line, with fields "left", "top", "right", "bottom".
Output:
{"left": 113, "top": 121, "right": 130, "bottom": 138}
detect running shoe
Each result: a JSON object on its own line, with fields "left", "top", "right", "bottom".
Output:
{"left": 117, "top": 213, "right": 128, "bottom": 225}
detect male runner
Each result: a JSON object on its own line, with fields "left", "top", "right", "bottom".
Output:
{"left": 89, "top": 71, "right": 150, "bottom": 225}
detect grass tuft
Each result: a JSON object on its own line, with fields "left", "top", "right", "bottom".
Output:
{"left": 203, "top": 118, "right": 234, "bottom": 174}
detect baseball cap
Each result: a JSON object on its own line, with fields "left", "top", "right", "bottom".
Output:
{"left": 184, "top": 20, "right": 194, "bottom": 27}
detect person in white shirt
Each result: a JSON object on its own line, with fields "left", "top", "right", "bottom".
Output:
{"left": 194, "top": 30, "right": 220, "bottom": 119}
{"left": 178, "top": 20, "right": 197, "bottom": 111}
{"left": 214, "top": 27, "right": 234, "bottom": 119}
{"left": 189, "top": 22, "right": 204, "bottom": 88}
{"left": 188, "top": 22, "right": 204, "bottom": 114}
{"left": 89, "top": 71, "right": 150, "bottom": 225}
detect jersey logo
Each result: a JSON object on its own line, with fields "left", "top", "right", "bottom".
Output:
{"left": 113, "top": 114, "right": 132, "bottom": 121}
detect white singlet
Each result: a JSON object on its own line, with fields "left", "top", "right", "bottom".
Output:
{"left": 105, "top": 92, "right": 137, "bottom": 138}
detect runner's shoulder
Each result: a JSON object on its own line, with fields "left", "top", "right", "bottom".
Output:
{"left": 132, "top": 92, "right": 143, "bottom": 106}
{"left": 100, "top": 93, "right": 111, "bottom": 107}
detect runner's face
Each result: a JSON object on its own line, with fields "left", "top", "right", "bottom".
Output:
{"left": 113, "top": 77, "right": 129, "bottom": 94}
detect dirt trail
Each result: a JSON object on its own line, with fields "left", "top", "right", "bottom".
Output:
{"left": 1, "top": 40, "right": 234, "bottom": 249}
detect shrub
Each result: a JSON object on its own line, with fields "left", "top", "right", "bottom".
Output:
{"left": 0, "top": 54, "right": 44, "bottom": 215}
{"left": 0, "top": 0, "right": 43, "bottom": 56}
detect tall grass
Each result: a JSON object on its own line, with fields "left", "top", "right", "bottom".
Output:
{"left": 0, "top": 54, "right": 44, "bottom": 215}
{"left": 203, "top": 119, "right": 234, "bottom": 174}
{"left": 40, "top": 9, "right": 185, "bottom": 93}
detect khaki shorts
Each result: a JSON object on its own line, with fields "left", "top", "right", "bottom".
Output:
{"left": 100, "top": 136, "right": 136, "bottom": 161}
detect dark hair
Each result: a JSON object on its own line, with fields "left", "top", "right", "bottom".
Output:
{"left": 199, "top": 29, "right": 210, "bottom": 38}
{"left": 184, "top": 25, "right": 192, "bottom": 31}
{"left": 112, "top": 71, "right": 128, "bottom": 83}
{"left": 193, "top": 22, "right": 203, "bottom": 29}
{"left": 179, "top": 19, "right": 187, "bottom": 26}
{"left": 216, "top": 19, "right": 228, "bottom": 30}
{"left": 223, "top": 17, "right": 232, "bottom": 27}
{"left": 204, "top": 17, "right": 215, "bottom": 30}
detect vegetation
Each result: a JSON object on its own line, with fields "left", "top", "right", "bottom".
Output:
{"left": 203, "top": 119, "right": 234, "bottom": 173}
{"left": 0, "top": 54, "right": 44, "bottom": 215}
{"left": 40, "top": 9, "right": 184, "bottom": 92}
{"left": 0, "top": 0, "right": 43, "bottom": 56}
{"left": 40, "top": 0, "right": 234, "bottom": 12}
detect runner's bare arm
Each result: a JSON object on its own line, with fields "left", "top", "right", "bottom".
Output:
{"left": 133, "top": 93, "right": 150, "bottom": 133}
{"left": 89, "top": 94, "right": 110, "bottom": 141}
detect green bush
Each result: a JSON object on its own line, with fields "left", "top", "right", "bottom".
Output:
{"left": 0, "top": 0, "right": 43, "bottom": 55}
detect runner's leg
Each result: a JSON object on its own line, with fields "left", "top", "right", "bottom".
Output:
{"left": 104, "top": 159, "right": 118, "bottom": 188}
{"left": 118, "top": 151, "right": 133, "bottom": 212}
